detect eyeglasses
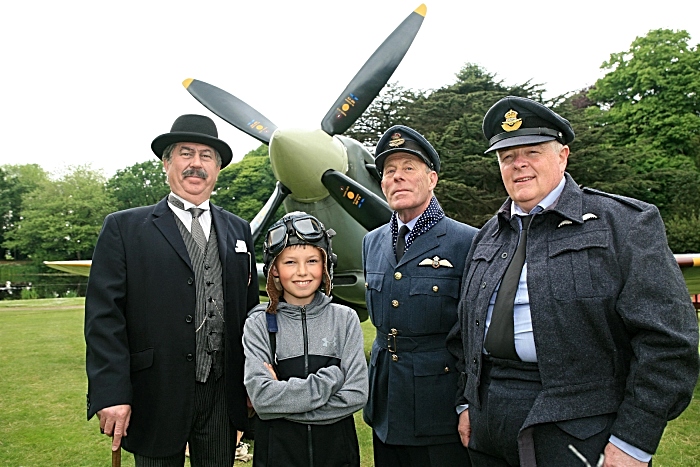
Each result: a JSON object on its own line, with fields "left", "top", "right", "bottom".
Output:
{"left": 265, "top": 216, "right": 326, "bottom": 256}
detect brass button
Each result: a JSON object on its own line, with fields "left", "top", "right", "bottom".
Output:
{"left": 392, "top": 354, "right": 399, "bottom": 362}
{"left": 365, "top": 282, "right": 368, "bottom": 288}
{"left": 444, "top": 366, "right": 450, "bottom": 373}
{"left": 394, "top": 272, "right": 402, "bottom": 280}
{"left": 432, "top": 285, "right": 439, "bottom": 293}
{"left": 392, "top": 300, "right": 399, "bottom": 308}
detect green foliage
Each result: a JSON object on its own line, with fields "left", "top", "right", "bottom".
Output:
{"left": 0, "top": 164, "right": 49, "bottom": 260}
{"left": 106, "top": 159, "right": 170, "bottom": 210}
{"left": 589, "top": 29, "right": 700, "bottom": 163}
{"left": 403, "top": 63, "right": 546, "bottom": 227}
{"left": 345, "top": 81, "right": 420, "bottom": 146}
{"left": 3, "top": 166, "right": 117, "bottom": 262}
{"left": 664, "top": 213, "right": 700, "bottom": 253}
{"left": 212, "top": 145, "right": 285, "bottom": 260}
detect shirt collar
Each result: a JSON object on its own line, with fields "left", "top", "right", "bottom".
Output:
{"left": 168, "top": 192, "right": 210, "bottom": 211}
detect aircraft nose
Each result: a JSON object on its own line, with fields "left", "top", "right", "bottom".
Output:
{"left": 269, "top": 128, "right": 348, "bottom": 202}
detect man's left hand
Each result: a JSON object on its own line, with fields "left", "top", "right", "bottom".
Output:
{"left": 603, "top": 443, "right": 648, "bottom": 467}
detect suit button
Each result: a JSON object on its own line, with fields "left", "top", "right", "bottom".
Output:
{"left": 432, "top": 285, "right": 438, "bottom": 292}
{"left": 365, "top": 282, "right": 368, "bottom": 288}
{"left": 394, "top": 272, "right": 402, "bottom": 280}
{"left": 391, "top": 300, "right": 399, "bottom": 308}
{"left": 187, "top": 277, "right": 194, "bottom": 285}
{"left": 481, "top": 282, "right": 486, "bottom": 288}
{"left": 186, "top": 353, "right": 194, "bottom": 361}
{"left": 502, "top": 252, "right": 508, "bottom": 259}
{"left": 185, "top": 315, "right": 193, "bottom": 323}
{"left": 392, "top": 354, "right": 399, "bottom": 362}
{"left": 204, "top": 263, "right": 210, "bottom": 270}
{"left": 473, "top": 357, "right": 477, "bottom": 364}
{"left": 475, "top": 319, "right": 480, "bottom": 326}
{"left": 444, "top": 366, "right": 450, "bottom": 373}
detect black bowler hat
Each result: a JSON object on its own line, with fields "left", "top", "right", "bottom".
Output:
{"left": 374, "top": 125, "right": 440, "bottom": 175}
{"left": 151, "top": 114, "right": 233, "bottom": 168}
{"left": 482, "top": 96, "right": 575, "bottom": 153}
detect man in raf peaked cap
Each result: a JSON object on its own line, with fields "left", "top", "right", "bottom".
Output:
{"left": 451, "top": 96, "right": 699, "bottom": 466}
{"left": 363, "top": 124, "right": 477, "bottom": 466}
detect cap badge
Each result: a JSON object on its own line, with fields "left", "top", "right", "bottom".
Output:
{"left": 388, "top": 133, "right": 406, "bottom": 148}
{"left": 501, "top": 109, "right": 522, "bottom": 132}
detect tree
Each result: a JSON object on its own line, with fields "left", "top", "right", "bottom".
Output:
{"left": 0, "top": 164, "right": 49, "bottom": 259}
{"left": 211, "top": 145, "right": 284, "bottom": 261}
{"left": 583, "top": 29, "right": 700, "bottom": 236}
{"left": 345, "top": 82, "right": 420, "bottom": 147}
{"left": 589, "top": 29, "right": 700, "bottom": 164}
{"left": 3, "top": 166, "right": 117, "bottom": 262}
{"left": 406, "top": 63, "right": 546, "bottom": 226}
{"left": 106, "top": 159, "right": 170, "bottom": 210}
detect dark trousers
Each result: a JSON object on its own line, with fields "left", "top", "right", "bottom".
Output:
{"left": 468, "top": 357, "right": 616, "bottom": 467}
{"left": 373, "top": 432, "right": 470, "bottom": 467}
{"left": 135, "top": 374, "right": 236, "bottom": 467}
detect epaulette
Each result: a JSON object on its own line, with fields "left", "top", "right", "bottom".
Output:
{"left": 581, "top": 186, "right": 645, "bottom": 212}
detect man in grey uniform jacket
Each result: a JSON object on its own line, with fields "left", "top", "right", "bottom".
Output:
{"left": 363, "top": 125, "right": 477, "bottom": 466}
{"left": 452, "top": 96, "right": 699, "bottom": 466}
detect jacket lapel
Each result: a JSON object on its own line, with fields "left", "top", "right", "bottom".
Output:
{"left": 152, "top": 197, "right": 192, "bottom": 270}
{"left": 379, "top": 225, "right": 397, "bottom": 268}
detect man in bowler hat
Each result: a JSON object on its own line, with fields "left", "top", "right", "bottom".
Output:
{"left": 85, "top": 114, "right": 259, "bottom": 466}
{"left": 451, "top": 96, "right": 699, "bottom": 466}
{"left": 363, "top": 125, "right": 477, "bottom": 466}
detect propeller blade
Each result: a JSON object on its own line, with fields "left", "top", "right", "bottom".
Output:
{"left": 250, "top": 181, "right": 291, "bottom": 242}
{"left": 183, "top": 78, "right": 278, "bottom": 145}
{"left": 321, "top": 169, "right": 392, "bottom": 232}
{"left": 320, "top": 4, "right": 427, "bottom": 136}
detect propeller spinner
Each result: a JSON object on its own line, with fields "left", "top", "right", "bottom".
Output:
{"left": 183, "top": 5, "right": 426, "bottom": 312}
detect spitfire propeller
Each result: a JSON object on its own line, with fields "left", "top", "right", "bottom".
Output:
{"left": 182, "top": 4, "right": 427, "bottom": 314}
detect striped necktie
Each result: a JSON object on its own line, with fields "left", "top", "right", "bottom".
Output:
{"left": 169, "top": 195, "right": 208, "bottom": 253}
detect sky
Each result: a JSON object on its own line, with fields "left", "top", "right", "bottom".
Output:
{"left": 2, "top": 0, "right": 699, "bottom": 178}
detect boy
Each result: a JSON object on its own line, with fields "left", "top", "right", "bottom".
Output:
{"left": 243, "top": 211, "right": 368, "bottom": 466}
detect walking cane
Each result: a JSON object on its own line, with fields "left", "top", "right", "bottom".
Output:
{"left": 112, "top": 445, "right": 121, "bottom": 467}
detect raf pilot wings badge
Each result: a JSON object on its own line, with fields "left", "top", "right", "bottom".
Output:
{"left": 418, "top": 256, "right": 454, "bottom": 269}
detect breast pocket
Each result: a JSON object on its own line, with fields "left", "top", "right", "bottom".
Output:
{"left": 548, "top": 229, "right": 612, "bottom": 300}
{"left": 408, "top": 276, "right": 460, "bottom": 333}
{"left": 365, "top": 272, "right": 385, "bottom": 326}
{"left": 465, "top": 243, "right": 502, "bottom": 301}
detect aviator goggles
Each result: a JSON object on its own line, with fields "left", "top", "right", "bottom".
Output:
{"left": 265, "top": 215, "right": 327, "bottom": 257}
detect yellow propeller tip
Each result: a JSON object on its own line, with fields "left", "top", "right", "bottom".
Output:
{"left": 182, "top": 78, "right": 193, "bottom": 88}
{"left": 414, "top": 4, "right": 427, "bottom": 16}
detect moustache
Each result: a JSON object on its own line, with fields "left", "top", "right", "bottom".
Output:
{"left": 182, "top": 168, "right": 208, "bottom": 179}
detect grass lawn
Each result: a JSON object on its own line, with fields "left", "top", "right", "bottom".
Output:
{"left": 0, "top": 298, "right": 697, "bottom": 466}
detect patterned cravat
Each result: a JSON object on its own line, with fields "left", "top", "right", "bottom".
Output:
{"left": 395, "top": 225, "right": 410, "bottom": 262}
{"left": 484, "top": 215, "right": 532, "bottom": 360}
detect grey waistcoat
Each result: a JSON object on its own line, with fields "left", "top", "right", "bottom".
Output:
{"left": 175, "top": 216, "right": 225, "bottom": 382}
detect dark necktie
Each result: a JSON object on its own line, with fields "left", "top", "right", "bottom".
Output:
{"left": 396, "top": 225, "right": 410, "bottom": 262}
{"left": 169, "top": 195, "right": 208, "bottom": 253}
{"left": 484, "top": 215, "right": 532, "bottom": 360}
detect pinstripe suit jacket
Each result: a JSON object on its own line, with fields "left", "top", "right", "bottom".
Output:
{"left": 85, "top": 196, "right": 259, "bottom": 457}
